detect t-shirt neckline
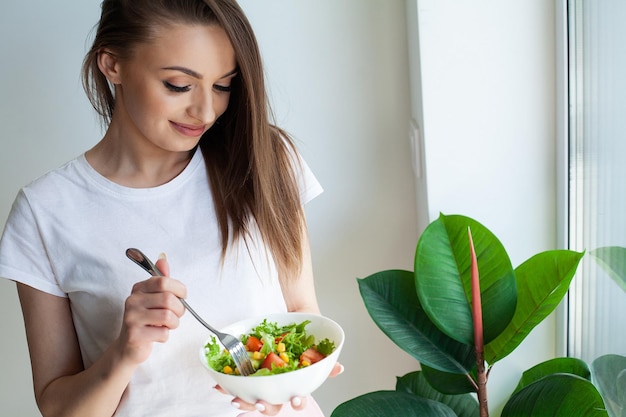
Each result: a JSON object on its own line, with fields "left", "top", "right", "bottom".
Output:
{"left": 76, "top": 147, "right": 204, "bottom": 199}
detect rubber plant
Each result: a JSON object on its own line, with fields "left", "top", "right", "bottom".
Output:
{"left": 331, "top": 213, "right": 608, "bottom": 417}
{"left": 588, "top": 246, "right": 626, "bottom": 417}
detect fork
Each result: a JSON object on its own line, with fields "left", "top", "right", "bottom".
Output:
{"left": 125, "top": 248, "right": 255, "bottom": 376}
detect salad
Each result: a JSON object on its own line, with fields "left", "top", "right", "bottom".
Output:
{"left": 204, "top": 318, "right": 335, "bottom": 376}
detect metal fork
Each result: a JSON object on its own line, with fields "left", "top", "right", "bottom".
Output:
{"left": 125, "top": 248, "right": 254, "bottom": 376}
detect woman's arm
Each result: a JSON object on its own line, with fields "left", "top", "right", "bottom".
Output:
{"left": 18, "top": 283, "right": 132, "bottom": 417}
{"left": 229, "top": 219, "right": 335, "bottom": 415}
{"left": 279, "top": 218, "right": 321, "bottom": 314}
{"left": 17, "top": 257, "right": 186, "bottom": 417}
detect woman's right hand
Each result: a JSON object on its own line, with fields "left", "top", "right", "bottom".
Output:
{"left": 116, "top": 255, "right": 187, "bottom": 365}
{"left": 16, "top": 255, "right": 188, "bottom": 417}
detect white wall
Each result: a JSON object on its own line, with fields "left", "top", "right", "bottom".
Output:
{"left": 0, "top": 3, "right": 103, "bottom": 417}
{"left": 1, "top": 0, "right": 563, "bottom": 415}
{"left": 238, "top": 1, "right": 420, "bottom": 414}
{"left": 0, "top": 1, "right": 418, "bottom": 416}
{"left": 412, "top": 0, "right": 559, "bottom": 414}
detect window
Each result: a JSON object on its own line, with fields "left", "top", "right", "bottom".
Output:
{"left": 566, "top": 0, "right": 626, "bottom": 361}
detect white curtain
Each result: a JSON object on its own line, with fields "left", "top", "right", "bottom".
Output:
{"left": 568, "top": 0, "right": 626, "bottom": 361}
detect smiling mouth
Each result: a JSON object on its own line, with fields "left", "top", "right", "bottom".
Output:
{"left": 170, "top": 121, "right": 206, "bottom": 137}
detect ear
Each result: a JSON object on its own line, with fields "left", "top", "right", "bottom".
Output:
{"left": 97, "top": 48, "right": 122, "bottom": 84}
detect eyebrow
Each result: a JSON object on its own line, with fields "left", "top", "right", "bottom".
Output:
{"left": 161, "top": 66, "right": 238, "bottom": 80}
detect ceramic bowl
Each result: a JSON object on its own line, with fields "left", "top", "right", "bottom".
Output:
{"left": 199, "top": 312, "right": 344, "bottom": 404}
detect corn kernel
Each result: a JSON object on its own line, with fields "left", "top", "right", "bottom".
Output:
{"left": 253, "top": 351, "right": 265, "bottom": 360}
{"left": 301, "top": 360, "right": 311, "bottom": 367}
{"left": 223, "top": 365, "right": 234, "bottom": 374}
{"left": 277, "top": 342, "right": 286, "bottom": 353}
{"left": 279, "top": 352, "right": 290, "bottom": 363}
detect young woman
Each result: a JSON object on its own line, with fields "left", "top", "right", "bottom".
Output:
{"left": 0, "top": 1, "right": 339, "bottom": 416}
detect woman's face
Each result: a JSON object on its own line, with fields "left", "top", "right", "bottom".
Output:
{"left": 109, "top": 23, "right": 237, "bottom": 153}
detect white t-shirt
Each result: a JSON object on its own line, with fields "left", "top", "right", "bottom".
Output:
{"left": 0, "top": 147, "right": 324, "bottom": 416}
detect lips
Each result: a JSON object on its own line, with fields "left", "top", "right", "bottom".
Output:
{"left": 170, "top": 121, "right": 206, "bottom": 137}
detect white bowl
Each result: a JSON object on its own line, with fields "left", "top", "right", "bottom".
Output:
{"left": 199, "top": 312, "right": 344, "bottom": 404}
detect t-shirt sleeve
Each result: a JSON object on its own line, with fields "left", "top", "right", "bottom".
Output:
{"left": 284, "top": 141, "right": 323, "bottom": 205}
{"left": 0, "top": 189, "right": 66, "bottom": 297}
{"left": 296, "top": 154, "right": 323, "bottom": 205}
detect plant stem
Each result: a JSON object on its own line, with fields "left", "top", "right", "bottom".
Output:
{"left": 468, "top": 228, "right": 489, "bottom": 417}
{"left": 476, "top": 349, "right": 489, "bottom": 417}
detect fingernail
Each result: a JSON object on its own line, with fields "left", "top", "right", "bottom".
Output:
{"left": 159, "top": 252, "right": 167, "bottom": 260}
{"left": 255, "top": 403, "right": 266, "bottom": 412}
{"left": 291, "top": 397, "right": 302, "bottom": 407}
{"left": 337, "top": 364, "right": 345, "bottom": 375}
{"left": 231, "top": 401, "right": 240, "bottom": 409}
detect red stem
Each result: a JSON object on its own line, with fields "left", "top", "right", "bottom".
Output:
{"left": 468, "top": 227, "right": 489, "bottom": 417}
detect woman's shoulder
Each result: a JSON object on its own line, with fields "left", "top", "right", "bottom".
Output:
{"left": 12, "top": 154, "right": 101, "bottom": 216}
{"left": 20, "top": 154, "right": 87, "bottom": 197}
{"left": 270, "top": 128, "right": 323, "bottom": 205}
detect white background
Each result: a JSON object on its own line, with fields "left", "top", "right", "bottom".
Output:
{"left": 0, "top": 1, "right": 560, "bottom": 416}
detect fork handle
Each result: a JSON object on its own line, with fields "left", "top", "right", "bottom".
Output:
{"left": 177, "top": 298, "right": 222, "bottom": 335}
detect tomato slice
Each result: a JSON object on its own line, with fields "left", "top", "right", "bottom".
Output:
{"left": 246, "top": 336, "right": 263, "bottom": 352}
{"left": 260, "top": 352, "right": 286, "bottom": 371}
{"left": 274, "top": 332, "right": 289, "bottom": 343}
{"left": 300, "top": 347, "right": 326, "bottom": 365}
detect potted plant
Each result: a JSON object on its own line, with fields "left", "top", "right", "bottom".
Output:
{"left": 331, "top": 213, "right": 608, "bottom": 417}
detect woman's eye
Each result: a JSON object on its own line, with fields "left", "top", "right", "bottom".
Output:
{"left": 213, "top": 84, "right": 232, "bottom": 93}
{"left": 163, "top": 81, "right": 191, "bottom": 93}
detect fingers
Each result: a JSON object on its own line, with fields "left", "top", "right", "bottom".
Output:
{"left": 289, "top": 396, "right": 307, "bottom": 411}
{"left": 218, "top": 385, "right": 307, "bottom": 416}
{"left": 124, "top": 291, "right": 184, "bottom": 327}
{"left": 250, "top": 400, "right": 282, "bottom": 415}
{"left": 155, "top": 253, "right": 170, "bottom": 277}
{"left": 131, "top": 275, "right": 187, "bottom": 303}
{"left": 231, "top": 399, "right": 283, "bottom": 416}
{"left": 126, "top": 271, "right": 187, "bottom": 329}
{"left": 120, "top": 286, "right": 184, "bottom": 363}
{"left": 118, "top": 254, "right": 187, "bottom": 364}
{"left": 329, "top": 362, "right": 344, "bottom": 378}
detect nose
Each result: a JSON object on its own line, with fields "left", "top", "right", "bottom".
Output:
{"left": 187, "top": 89, "right": 217, "bottom": 125}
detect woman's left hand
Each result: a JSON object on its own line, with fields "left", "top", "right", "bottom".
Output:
{"left": 216, "top": 362, "right": 344, "bottom": 416}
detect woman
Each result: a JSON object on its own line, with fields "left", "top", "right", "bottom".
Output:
{"left": 0, "top": 0, "right": 338, "bottom": 415}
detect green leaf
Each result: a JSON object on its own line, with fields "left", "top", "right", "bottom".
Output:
{"left": 396, "top": 371, "right": 479, "bottom": 417}
{"left": 618, "top": 371, "right": 626, "bottom": 417}
{"left": 358, "top": 270, "right": 475, "bottom": 373}
{"left": 485, "top": 250, "right": 584, "bottom": 364}
{"left": 590, "top": 246, "right": 626, "bottom": 292}
{"left": 415, "top": 213, "right": 517, "bottom": 345}
{"left": 502, "top": 374, "right": 608, "bottom": 417}
{"left": 421, "top": 363, "right": 478, "bottom": 395}
{"left": 331, "top": 391, "right": 457, "bottom": 417}
{"left": 511, "top": 357, "right": 591, "bottom": 395}
{"left": 591, "top": 354, "right": 626, "bottom": 417}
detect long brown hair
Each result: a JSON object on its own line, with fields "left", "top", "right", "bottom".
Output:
{"left": 82, "top": 0, "right": 305, "bottom": 281}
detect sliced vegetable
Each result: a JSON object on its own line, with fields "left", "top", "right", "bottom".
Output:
{"left": 204, "top": 318, "right": 336, "bottom": 376}
{"left": 261, "top": 352, "right": 287, "bottom": 371}
{"left": 301, "top": 347, "right": 325, "bottom": 366}
{"left": 246, "top": 335, "right": 263, "bottom": 352}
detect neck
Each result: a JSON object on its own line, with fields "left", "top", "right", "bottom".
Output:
{"left": 85, "top": 124, "right": 195, "bottom": 188}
